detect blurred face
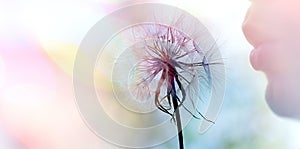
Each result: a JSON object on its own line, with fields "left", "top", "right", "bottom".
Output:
{"left": 243, "top": 0, "right": 300, "bottom": 119}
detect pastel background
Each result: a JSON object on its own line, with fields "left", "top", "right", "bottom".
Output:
{"left": 0, "top": 0, "right": 299, "bottom": 148}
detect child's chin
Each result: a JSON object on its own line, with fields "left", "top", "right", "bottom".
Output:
{"left": 265, "top": 77, "right": 300, "bottom": 120}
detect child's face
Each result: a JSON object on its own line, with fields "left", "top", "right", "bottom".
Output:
{"left": 243, "top": 0, "right": 300, "bottom": 119}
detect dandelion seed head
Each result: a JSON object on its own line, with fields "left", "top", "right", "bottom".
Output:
{"left": 112, "top": 22, "right": 213, "bottom": 115}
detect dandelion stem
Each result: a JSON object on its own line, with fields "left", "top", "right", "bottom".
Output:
{"left": 171, "top": 82, "right": 184, "bottom": 149}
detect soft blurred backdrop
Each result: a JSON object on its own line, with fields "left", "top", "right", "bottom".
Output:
{"left": 0, "top": 0, "right": 299, "bottom": 148}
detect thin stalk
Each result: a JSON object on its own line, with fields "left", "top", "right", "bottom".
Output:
{"left": 171, "top": 82, "right": 184, "bottom": 149}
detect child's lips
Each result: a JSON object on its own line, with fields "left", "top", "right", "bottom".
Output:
{"left": 250, "top": 43, "right": 268, "bottom": 71}
{"left": 250, "top": 42, "right": 286, "bottom": 75}
{"left": 250, "top": 47, "right": 260, "bottom": 70}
